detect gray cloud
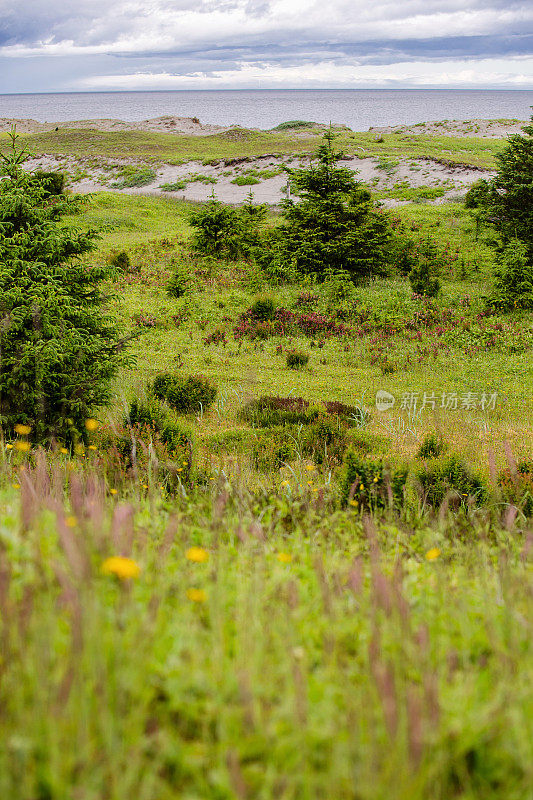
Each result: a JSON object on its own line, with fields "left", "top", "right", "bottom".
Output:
{"left": 0, "top": 0, "right": 531, "bottom": 90}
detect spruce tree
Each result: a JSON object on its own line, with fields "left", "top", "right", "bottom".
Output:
{"left": 0, "top": 130, "right": 130, "bottom": 444}
{"left": 276, "top": 130, "right": 393, "bottom": 282}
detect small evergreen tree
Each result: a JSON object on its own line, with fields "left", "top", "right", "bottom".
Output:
{"left": 189, "top": 192, "right": 267, "bottom": 260}
{"left": 487, "top": 239, "right": 533, "bottom": 310}
{"left": 468, "top": 117, "right": 533, "bottom": 259}
{"left": 0, "top": 130, "right": 131, "bottom": 444}
{"left": 274, "top": 130, "right": 393, "bottom": 283}
{"left": 491, "top": 116, "right": 533, "bottom": 260}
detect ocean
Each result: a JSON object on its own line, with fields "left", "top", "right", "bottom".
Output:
{"left": 0, "top": 89, "right": 532, "bottom": 132}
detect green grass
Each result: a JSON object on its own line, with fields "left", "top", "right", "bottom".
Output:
{"left": 2, "top": 173, "right": 532, "bottom": 799}
{"left": 1, "top": 127, "right": 505, "bottom": 169}
{"left": 0, "top": 468, "right": 531, "bottom": 800}
{"left": 61, "top": 192, "right": 531, "bottom": 475}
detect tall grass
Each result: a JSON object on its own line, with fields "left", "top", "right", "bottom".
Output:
{"left": 0, "top": 452, "right": 531, "bottom": 799}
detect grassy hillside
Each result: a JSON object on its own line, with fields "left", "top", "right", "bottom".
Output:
{"left": 1, "top": 140, "right": 532, "bottom": 800}
{"left": 1, "top": 127, "right": 504, "bottom": 168}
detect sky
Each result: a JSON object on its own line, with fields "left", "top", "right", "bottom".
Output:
{"left": 0, "top": 0, "right": 532, "bottom": 93}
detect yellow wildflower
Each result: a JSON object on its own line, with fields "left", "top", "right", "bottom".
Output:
{"left": 60, "top": 447, "right": 68, "bottom": 455}
{"left": 306, "top": 464, "right": 315, "bottom": 471}
{"left": 65, "top": 515, "right": 77, "bottom": 528}
{"left": 109, "top": 488, "right": 117, "bottom": 495}
{"left": 359, "top": 484, "right": 365, "bottom": 491}
{"left": 349, "top": 499, "right": 358, "bottom": 508}
{"left": 187, "top": 588, "right": 207, "bottom": 603}
{"left": 5, "top": 443, "right": 13, "bottom": 450}
{"left": 101, "top": 556, "right": 141, "bottom": 580}
{"left": 186, "top": 546, "right": 209, "bottom": 563}
{"left": 88, "top": 445, "right": 97, "bottom": 451}
{"left": 15, "top": 441, "right": 31, "bottom": 452}
{"left": 12, "top": 482, "right": 20, "bottom": 489}
{"left": 85, "top": 418, "right": 99, "bottom": 431}
{"left": 425, "top": 547, "right": 441, "bottom": 561}
{"left": 277, "top": 552, "right": 293, "bottom": 564}
{"left": 14, "top": 424, "right": 31, "bottom": 435}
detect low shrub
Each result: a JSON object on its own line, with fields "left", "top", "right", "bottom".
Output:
{"left": 250, "top": 296, "right": 276, "bottom": 321}
{"left": 239, "top": 396, "right": 319, "bottom": 427}
{"left": 286, "top": 350, "right": 309, "bottom": 369}
{"left": 251, "top": 419, "right": 348, "bottom": 470}
{"left": 417, "top": 432, "right": 448, "bottom": 459}
{"left": 415, "top": 454, "right": 487, "bottom": 508}
{"left": 409, "top": 260, "right": 441, "bottom": 298}
{"left": 30, "top": 170, "right": 65, "bottom": 196}
{"left": 111, "top": 167, "right": 156, "bottom": 188}
{"left": 487, "top": 239, "right": 533, "bottom": 311}
{"left": 498, "top": 460, "right": 533, "bottom": 517}
{"left": 343, "top": 450, "right": 408, "bottom": 510}
{"left": 152, "top": 373, "right": 217, "bottom": 414}
{"left": 127, "top": 398, "right": 191, "bottom": 455}
{"left": 167, "top": 263, "right": 190, "bottom": 298}
{"left": 239, "top": 395, "right": 369, "bottom": 429}
{"left": 109, "top": 250, "right": 131, "bottom": 272}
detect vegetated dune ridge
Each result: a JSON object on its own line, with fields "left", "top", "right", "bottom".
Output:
{"left": 1, "top": 116, "right": 527, "bottom": 206}
{"left": 0, "top": 116, "right": 527, "bottom": 138}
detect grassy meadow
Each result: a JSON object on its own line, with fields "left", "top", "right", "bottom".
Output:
{"left": 1, "top": 124, "right": 532, "bottom": 800}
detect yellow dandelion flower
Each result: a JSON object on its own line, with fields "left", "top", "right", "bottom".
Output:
{"left": 307, "top": 480, "right": 313, "bottom": 485}
{"left": 101, "top": 556, "right": 141, "bottom": 580}
{"left": 14, "top": 424, "right": 31, "bottom": 435}
{"left": 109, "top": 488, "right": 117, "bottom": 495}
{"left": 373, "top": 476, "right": 379, "bottom": 483}
{"left": 349, "top": 499, "right": 358, "bottom": 507}
{"left": 277, "top": 552, "right": 293, "bottom": 563}
{"left": 88, "top": 445, "right": 97, "bottom": 451}
{"left": 186, "top": 546, "right": 209, "bottom": 563}
{"left": 65, "top": 515, "right": 77, "bottom": 528}
{"left": 5, "top": 443, "right": 13, "bottom": 450}
{"left": 359, "top": 484, "right": 365, "bottom": 491}
{"left": 15, "top": 441, "right": 31, "bottom": 452}
{"left": 85, "top": 418, "right": 99, "bottom": 431}
{"left": 142, "top": 484, "right": 149, "bottom": 489}
{"left": 281, "top": 480, "right": 289, "bottom": 487}
{"left": 306, "top": 464, "right": 315, "bottom": 471}
{"left": 425, "top": 548, "right": 441, "bottom": 561}
{"left": 12, "top": 482, "right": 20, "bottom": 489}
{"left": 187, "top": 588, "right": 207, "bottom": 603}
{"left": 177, "top": 468, "right": 183, "bottom": 472}
{"left": 60, "top": 447, "right": 69, "bottom": 455}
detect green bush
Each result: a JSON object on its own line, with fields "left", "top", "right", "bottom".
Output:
{"left": 127, "top": 398, "right": 192, "bottom": 456}
{"left": 487, "top": 239, "right": 533, "bottom": 311}
{"left": 464, "top": 178, "right": 493, "bottom": 209}
{"left": 167, "top": 263, "right": 190, "bottom": 298}
{"left": 409, "top": 259, "right": 441, "bottom": 297}
{"left": 250, "top": 296, "right": 276, "bottom": 320}
{"left": 239, "top": 396, "right": 320, "bottom": 427}
{"left": 417, "top": 433, "right": 447, "bottom": 459}
{"left": 189, "top": 196, "right": 267, "bottom": 260}
{"left": 30, "top": 170, "right": 65, "bottom": 196}
{"left": 152, "top": 373, "right": 217, "bottom": 414}
{"left": 111, "top": 166, "right": 156, "bottom": 188}
{"left": 231, "top": 175, "right": 260, "bottom": 186}
{"left": 416, "top": 454, "right": 487, "bottom": 508}
{"left": 286, "top": 350, "right": 309, "bottom": 369}
{"left": 109, "top": 250, "right": 131, "bottom": 272}
{"left": 343, "top": 450, "right": 408, "bottom": 510}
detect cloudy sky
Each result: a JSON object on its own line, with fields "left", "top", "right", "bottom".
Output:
{"left": 0, "top": 0, "right": 532, "bottom": 92}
